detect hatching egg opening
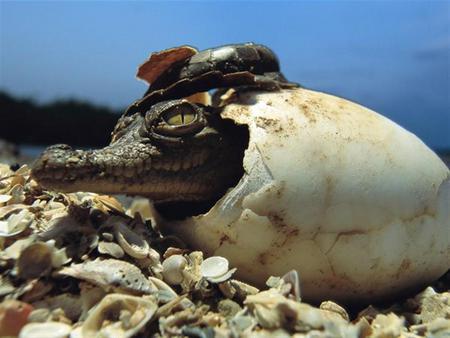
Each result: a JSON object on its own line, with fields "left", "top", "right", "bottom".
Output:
{"left": 161, "top": 87, "right": 450, "bottom": 303}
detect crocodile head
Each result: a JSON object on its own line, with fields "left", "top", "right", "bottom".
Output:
{"left": 32, "top": 99, "right": 249, "bottom": 207}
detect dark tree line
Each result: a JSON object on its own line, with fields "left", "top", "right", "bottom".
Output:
{"left": 0, "top": 91, "right": 122, "bottom": 147}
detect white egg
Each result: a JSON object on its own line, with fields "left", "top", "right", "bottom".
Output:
{"left": 163, "top": 88, "right": 449, "bottom": 303}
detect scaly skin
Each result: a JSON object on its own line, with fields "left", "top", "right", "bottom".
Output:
{"left": 32, "top": 43, "right": 294, "bottom": 207}
{"left": 32, "top": 99, "right": 248, "bottom": 203}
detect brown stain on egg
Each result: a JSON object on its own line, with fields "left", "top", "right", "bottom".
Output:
{"left": 395, "top": 259, "right": 412, "bottom": 279}
{"left": 300, "top": 103, "right": 317, "bottom": 124}
{"left": 254, "top": 116, "right": 284, "bottom": 133}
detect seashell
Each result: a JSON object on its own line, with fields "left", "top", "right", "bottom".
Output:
{"left": 127, "top": 197, "right": 158, "bottom": 221}
{"left": 414, "top": 318, "right": 450, "bottom": 337}
{"left": 81, "top": 293, "right": 157, "bottom": 338}
{"left": 228, "top": 310, "right": 257, "bottom": 334}
{"left": 134, "top": 254, "right": 162, "bottom": 276}
{"left": 0, "top": 203, "right": 29, "bottom": 219}
{"left": 15, "top": 164, "right": 30, "bottom": 176}
{"left": 27, "top": 308, "right": 51, "bottom": 323}
{"left": 206, "top": 268, "right": 237, "bottom": 284}
{"left": 95, "top": 194, "right": 125, "bottom": 213}
{"left": 148, "top": 276, "right": 178, "bottom": 302}
{"left": 17, "top": 242, "right": 53, "bottom": 279}
{"left": 179, "top": 251, "right": 203, "bottom": 291}
{"left": 100, "top": 232, "right": 114, "bottom": 241}
{"left": 45, "top": 240, "right": 71, "bottom": 268}
{"left": 200, "top": 256, "right": 236, "bottom": 283}
{"left": 19, "top": 322, "right": 72, "bottom": 338}
{"left": 0, "top": 164, "right": 13, "bottom": 179}
{"left": 111, "top": 218, "right": 150, "bottom": 259}
{"left": 41, "top": 201, "right": 65, "bottom": 216}
{"left": 217, "top": 299, "right": 241, "bottom": 319}
{"left": 79, "top": 284, "right": 106, "bottom": 321}
{"left": 0, "top": 299, "right": 33, "bottom": 337}
{"left": 147, "top": 247, "right": 161, "bottom": 265}
{"left": 8, "top": 183, "right": 25, "bottom": 204}
{"left": 200, "top": 256, "right": 229, "bottom": 278}
{"left": 0, "top": 194, "right": 11, "bottom": 204}
{"left": 162, "top": 254, "right": 187, "bottom": 285}
{"left": 33, "top": 294, "right": 82, "bottom": 322}
{"left": 98, "top": 241, "right": 125, "bottom": 258}
{"left": 245, "top": 288, "right": 332, "bottom": 331}
{"left": 266, "top": 271, "right": 301, "bottom": 302}
{"left": 58, "top": 258, "right": 157, "bottom": 294}
{"left": 412, "top": 287, "right": 450, "bottom": 323}
{"left": 230, "top": 280, "right": 260, "bottom": 298}
{"left": 164, "top": 88, "right": 450, "bottom": 303}
{"left": 21, "top": 279, "right": 53, "bottom": 303}
{"left": 280, "top": 270, "right": 301, "bottom": 302}
{"left": 163, "top": 247, "right": 187, "bottom": 259}
{"left": 370, "top": 313, "right": 405, "bottom": 337}
{"left": 0, "top": 208, "right": 34, "bottom": 237}
{"left": 0, "top": 276, "right": 16, "bottom": 297}
{"left": 4, "top": 237, "right": 35, "bottom": 259}
{"left": 319, "top": 301, "right": 350, "bottom": 322}
{"left": 156, "top": 294, "right": 195, "bottom": 320}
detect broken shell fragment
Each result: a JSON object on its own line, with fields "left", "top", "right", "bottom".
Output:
{"left": 113, "top": 219, "right": 150, "bottom": 259}
{"left": 164, "top": 88, "right": 450, "bottom": 303}
{"left": 161, "top": 254, "right": 187, "bottom": 285}
{"left": 200, "top": 256, "right": 229, "bottom": 278}
{"left": 8, "top": 184, "right": 25, "bottom": 204}
{"left": 319, "top": 301, "right": 350, "bottom": 322}
{"left": 95, "top": 194, "right": 125, "bottom": 214}
{"left": 200, "top": 256, "right": 236, "bottom": 283}
{"left": 58, "top": 259, "right": 157, "bottom": 294}
{"left": 17, "top": 242, "right": 53, "bottom": 279}
{"left": 0, "top": 194, "right": 11, "bottom": 204}
{"left": 81, "top": 293, "right": 157, "bottom": 338}
{"left": 98, "top": 241, "right": 125, "bottom": 259}
{"left": 19, "top": 322, "right": 72, "bottom": 338}
{"left": 137, "top": 45, "right": 198, "bottom": 85}
{"left": 148, "top": 276, "right": 178, "bottom": 302}
{"left": 0, "top": 209, "right": 34, "bottom": 237}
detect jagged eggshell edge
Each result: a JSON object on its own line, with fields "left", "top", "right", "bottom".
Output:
{"left": 164, "top": 88, "right": 450, "bottom": 303}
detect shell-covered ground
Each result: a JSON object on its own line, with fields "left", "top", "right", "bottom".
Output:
{"left": 0, "top": 163, "right": 449, "bottom": 338}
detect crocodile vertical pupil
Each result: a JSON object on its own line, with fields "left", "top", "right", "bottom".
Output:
{"left": 164, "top": 109, "right": 196, "bottom": 126}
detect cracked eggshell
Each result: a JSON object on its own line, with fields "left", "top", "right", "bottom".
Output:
{"left": 164, "top": 88, "right": 450, "bottom": 303}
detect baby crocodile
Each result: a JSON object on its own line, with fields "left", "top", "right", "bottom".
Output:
{"left": 32, "top": 99, "right": 248, "bottom": 204}
{"left": 31, "top": 43, "right": 296, "bottom": 213}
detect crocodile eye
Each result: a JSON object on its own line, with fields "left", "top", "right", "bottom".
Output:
{"left": 149, "top": 101, "right": 206, "bottom": 138}
{"left": 163, "top": 108, "right": 197, "bottom": 126}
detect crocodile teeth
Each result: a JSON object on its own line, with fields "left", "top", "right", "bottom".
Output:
{"left": 162, "top": 161, "right": 172, "bottom": 171}
{"left": 124, "top": 164, "right": 136, "bottom": 178}
{"left": 171, "top": 161, "right": 182, "bottom": 171}
{"left": 182, "top": 159, "right": 192, "bottom": 170}
{"left": 152, "top": 162, "right": 162, "bottom": 170}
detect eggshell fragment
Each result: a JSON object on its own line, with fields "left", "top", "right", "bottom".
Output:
{"left": 163, "top": 88, "right": 450, "bottom": 303}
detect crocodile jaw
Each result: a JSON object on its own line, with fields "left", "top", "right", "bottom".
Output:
{"left": 31, "top": 143, "right": 223, "bottom": 202}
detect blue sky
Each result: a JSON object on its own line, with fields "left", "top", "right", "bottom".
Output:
{"left": 0, "top": 1, "right": 449, "bottom": 149}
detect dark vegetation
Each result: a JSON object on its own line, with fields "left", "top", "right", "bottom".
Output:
{"left": 0, "top": 91, "right": 121, "bottom": 147}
